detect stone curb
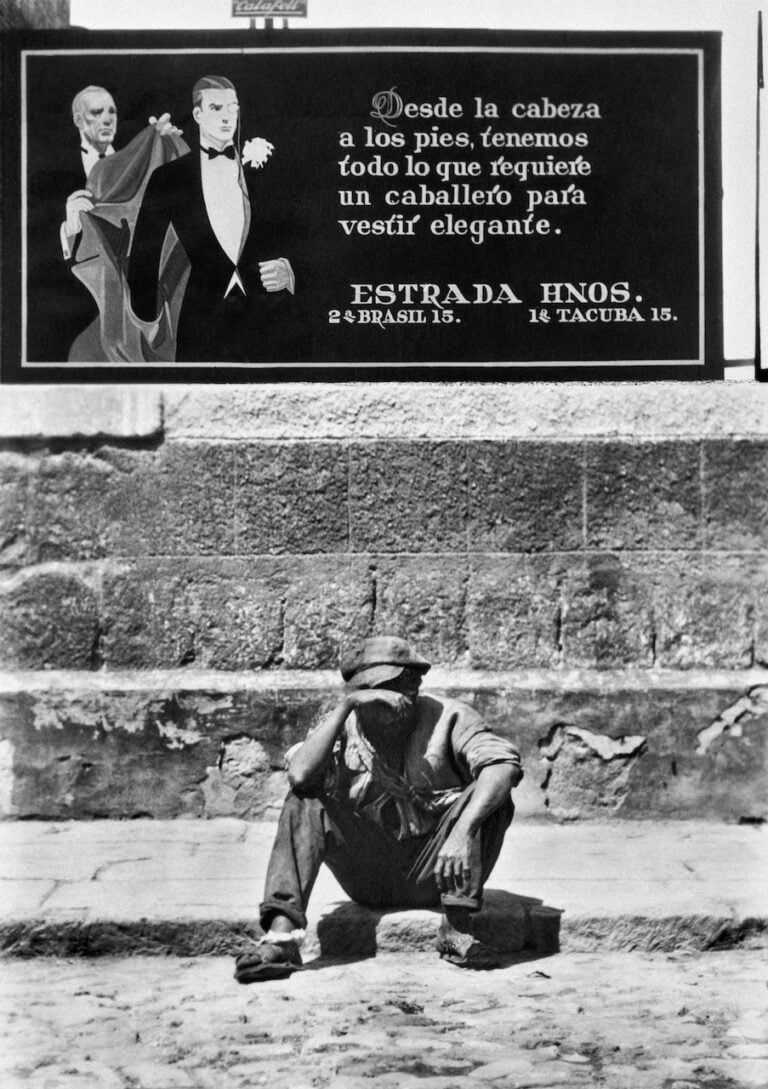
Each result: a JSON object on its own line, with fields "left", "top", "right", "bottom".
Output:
{"left": 2, "top": 910, "right": 764, "bottom": 960}
{"left": 1, "top": 820, "right": 765, "bottom": 958}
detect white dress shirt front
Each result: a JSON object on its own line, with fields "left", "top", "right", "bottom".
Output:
{"left": 200, "top": 142, "right": 248, "bottom": 296}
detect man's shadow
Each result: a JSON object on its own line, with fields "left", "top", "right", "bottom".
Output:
{"left": 308, "top": 889, "right": 563, "bottom": 971}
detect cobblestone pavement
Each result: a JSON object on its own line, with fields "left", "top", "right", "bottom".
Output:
{"left": 1, "top": 950, "right": 766, "bottom": 1089}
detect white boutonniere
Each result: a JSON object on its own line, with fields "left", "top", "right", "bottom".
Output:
{"left": 242, "top": 137, "right": 274, "bottom": 169}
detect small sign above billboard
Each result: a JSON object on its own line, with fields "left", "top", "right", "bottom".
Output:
{"left": 232, "top": 0, "right": 308, "bottom": 17}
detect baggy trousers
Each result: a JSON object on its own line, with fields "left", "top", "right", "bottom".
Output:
{"left": 259, "top": 782, "right": 514, "bottom": 932}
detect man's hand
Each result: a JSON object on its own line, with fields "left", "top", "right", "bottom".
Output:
{"left": 349, "top": 688, "right": 414, "bottom": 718}
{"left": 434, "top": 825, "right": 474, "bottom": 893}
{"left": 259, "top": 258, "right": 295, "bottom": 293}
{"left": 65, "top": 189, "right": 94, "bottom": 237}
{"left": 149, "top": 112, "right": 182, "bottom": 137}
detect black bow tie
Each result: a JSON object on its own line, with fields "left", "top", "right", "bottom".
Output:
{"left": 203, "top": 145, "right": 236, "bottom": 160}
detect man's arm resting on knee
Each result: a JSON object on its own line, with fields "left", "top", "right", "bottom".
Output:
{"left": 434, "top": 763, "right": 521, "bottom": 894}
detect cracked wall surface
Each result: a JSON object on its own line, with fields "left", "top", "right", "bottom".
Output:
{"left": 1, "top": 385, "right": 767, "bottom": 820}
{"left": 538, "top": 726, "right": 647, "bottom": 819}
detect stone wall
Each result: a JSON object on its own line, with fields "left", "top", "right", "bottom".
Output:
{"left": 0, "top": 0, "right": 69, "bottom": 29}
{"left": 1, "top": 383, "right": 767, "bottom": 821}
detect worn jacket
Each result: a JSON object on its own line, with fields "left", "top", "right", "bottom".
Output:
{"left": 288, "top": 693, "right": 523, "bottom": 839}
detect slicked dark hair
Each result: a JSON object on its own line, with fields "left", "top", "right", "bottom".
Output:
{"left": 192, "top": 75, "right": 236, "bottom": 108}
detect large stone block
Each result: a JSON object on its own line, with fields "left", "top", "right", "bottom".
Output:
{"left": 349, "top": 442, "right": 467, "bottom": 552}
{"left": 0, "top": 567, "right": 98, "bottom": 669}
{"left": 648, "top": 553, "right": 763, "bottom": 669}
{"left": 27, "top": 445, "right": 237, "bottom": 560}
{"left": 0, "top": 453, "right": 31, "bottom": 567}
{"left": 26, "top": 451, "right": 118, "bottom": 562}
{"left": 561, "top": 554, "right": 655, "bottom": 668}
{"left": 234, "top": 443, "right": 348, "bottom": 554}
{"left": 103, "top": 556, "right": 375, "bottom": 671}
{"left": 466, "top": 555, "right": 564, "bottom": 668}
{"left": 103, "top": 445, "right": 236, "bottom": 556}
{"left": 102, "top": 559, "right": 287, "bottom": 670}
{"left": 586, "top": 441, "right": 701, "bottom": 550}
{"left": 281, "top": 557, "right": 375, "bottom": 667}
{"left": 371, "top": 555, "right": 469, "bottom": 664}
{"left": 467, "top": 441, "right": 584, "bottom": 552}
{"left": 703, "top": 440, "right": 768, "bottom": 550}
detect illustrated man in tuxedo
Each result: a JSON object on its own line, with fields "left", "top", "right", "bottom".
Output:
{"left": 127, "top": 75, "right": 301, "bottom": 363}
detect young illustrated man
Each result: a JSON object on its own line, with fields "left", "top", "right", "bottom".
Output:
{"left": 235, "top": 636, "right": 523, "bottom": 983}
{"left": 127, "top": 75, "right": 300, "bottom": 363}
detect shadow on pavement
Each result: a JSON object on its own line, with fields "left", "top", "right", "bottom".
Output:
{"left": 310, "top": 887, "right": 564, "bottom": 970}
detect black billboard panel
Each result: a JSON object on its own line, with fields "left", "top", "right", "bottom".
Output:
{"left": 0, "top": 28, "right": 722, "bottom": 381}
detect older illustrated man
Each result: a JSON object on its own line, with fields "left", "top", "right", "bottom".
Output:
{"left": 234, "top": 636, "right": 523, "bottom": 983}
{"left": 61, "top": 85, "right": 178, "bottom": 261}
{"left": 25, "top": 83, "right": 179, "bottom": 362}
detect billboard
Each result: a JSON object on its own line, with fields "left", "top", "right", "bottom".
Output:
{"left": 1, "top": 28, "right": 723, "bottom": 381}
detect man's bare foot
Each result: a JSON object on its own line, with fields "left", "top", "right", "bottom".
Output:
{"left": 436, "top": 910, "right": 502, "bottom": 969}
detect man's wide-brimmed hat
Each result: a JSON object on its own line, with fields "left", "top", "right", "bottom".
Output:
{"left": 340, "top": 636, "right": 431, "bottom": 690}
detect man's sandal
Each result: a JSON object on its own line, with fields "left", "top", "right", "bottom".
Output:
{"left": 234, "top": 938, "right": 303, "bottom": 984}
{"left": 436, "top": 921, "right": 503, "bottom": 970}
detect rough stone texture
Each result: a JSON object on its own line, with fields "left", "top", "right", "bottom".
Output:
{"left": 200, "top": 736, "right": 288, "bottom": 820}
{"left": 102, "top": 445, "right": 236, "bottom": 557}
{"left": 648, "top": 553, "right": 765, "bottom": 669}
{"left": 468, "top": 441, "right": 584, "bottom": 552}
{"left": 586, "top": 441, "right": 701, "bottom": 550}
{"left": 538, "top": 726, "right": 647, "bottom": 820}
{"left": 98, "top": 555, "right": 374, "bottom": 673}
{"left": 0, "top": 454, "right": 30, "bottom": 568}
{"left": 25, "top": 451, "right": 122, "bottom": 563}
{"left": 2, "top": 383, "right": 766, "bottom": 823}
{"left": 466, "top": 555, "right": 564, "bottom": 669}
{"left": 0, "top": 567, "right": 99, "bottom": 670}
{"left": 22, "top": 445, "right": 237, "bottom": 561}
{"left": 234, "top": 443, "right": 349, "bottom": 555}
{"left": 349, "top": 442, "right": 468, "bottom": 553}
{"left": 0, "top": 387, "right": 158, "bottom": 437}
{"left": 704, "top": 439, "right": 768, "bottom": 550}
{"left": 280, "top": 557, "right": 375, "bottom": 668}
{"left": 102, "top": 559, "right": 287, "bottom": 670}
{"left": 559, "top": 554, "right": 655, "bottom": 668}
{"left": 0, "top": 686, "right": 320, "bottom": 819}
{"left": 1, "top": 951, "right": 767, "bottom": 1089}
{"left": 161, "top": 383, "right": 768, "bottom": 440}
{"left": 2, "top": 671, "right": 766, "bottom": 821}
{"left": 371, "top": 556, "right": 469, "bottom": 666}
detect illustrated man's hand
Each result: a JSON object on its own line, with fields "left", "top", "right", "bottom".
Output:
{"left": 434, "top": 826, "right": 474, "bottom": 894}
{"left": 149, "top": 112, "right": 182, "bottom": 137}
{"left": 65, "top": 189, "right": 94, "bottom": 237}
{"left": 259, "top": 258, "right": 295, "bottom": 293}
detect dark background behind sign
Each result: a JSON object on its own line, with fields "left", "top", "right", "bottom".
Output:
{"left": 3, "top": 28, "right": 722, "bottom": 380}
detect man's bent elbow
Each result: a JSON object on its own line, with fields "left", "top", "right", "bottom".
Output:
{"left": 286, "top": 762, "right": 320, "bottom": 792}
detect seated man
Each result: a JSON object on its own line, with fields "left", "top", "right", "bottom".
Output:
{"left": 235, "top": 636, "right": 523, "bottom": 983}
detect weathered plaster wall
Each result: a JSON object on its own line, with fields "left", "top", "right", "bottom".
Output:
{"left": 1, "top": 383, "right": 766, "bottom": 821}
